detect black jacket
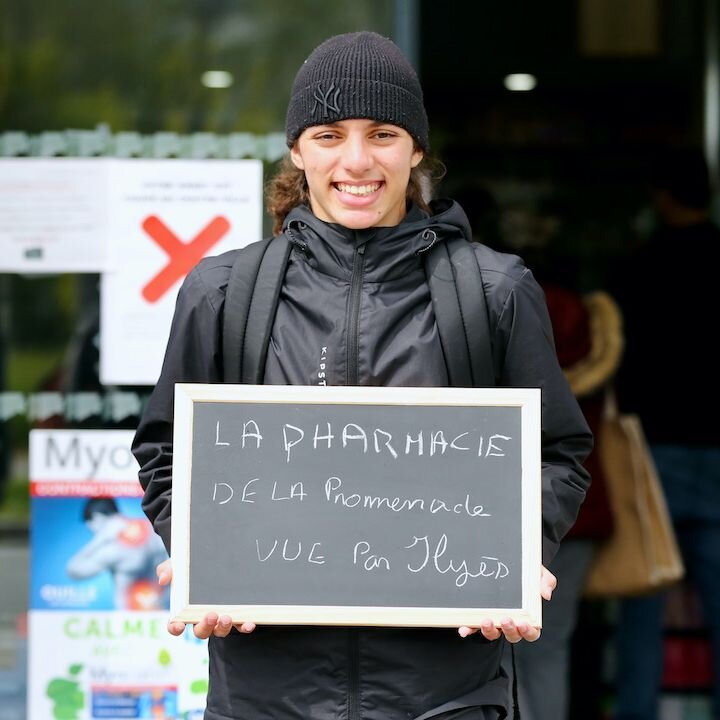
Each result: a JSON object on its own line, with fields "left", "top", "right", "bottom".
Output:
{"left": 132, "top": 200, "right": 592, "bottom": 720}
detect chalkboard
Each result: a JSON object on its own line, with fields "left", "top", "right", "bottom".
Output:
{"left": 170, "top": 384, "right": 542, "bottom": 628}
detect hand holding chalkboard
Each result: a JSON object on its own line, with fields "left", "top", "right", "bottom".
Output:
{"left": 459, "top": 565, "right": 556, "bottom": 641}
{"left": 170, "top": 384, "right": 543, "bottom": 629}
{"left": 157, "top": 559, "right": 257, "bottom": 638}
{"left": 158, "top": 558, "right": 552, "bottom": 641}
{"left": 157, "top": 559, "right": 557, "bottom": 643}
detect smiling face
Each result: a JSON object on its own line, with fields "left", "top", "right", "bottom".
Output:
{"left": 290, "top": 119, "right": 424, "bottom": 229}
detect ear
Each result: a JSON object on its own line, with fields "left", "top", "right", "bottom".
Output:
{"left": 411, "top": 148, "right": 424, "bottom": 169}
{"left": 290, "top": 144, "right": 305, "bottom": 171}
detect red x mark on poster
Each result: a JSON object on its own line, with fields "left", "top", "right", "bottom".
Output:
{"left": 141, "top": 215, "right": 231, "bottom": 303}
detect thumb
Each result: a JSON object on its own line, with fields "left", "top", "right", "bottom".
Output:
{"left": 156, "top": 558, "right": 173, "bottom": 586}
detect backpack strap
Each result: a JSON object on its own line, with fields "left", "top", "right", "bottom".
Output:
{"left": 426, "top": 238, "right": 518, "bottom": 719}
{"left": 224, "top": 232, "right": 494, "bottom": 387}
{"left": 222, "top": 235, "right": 292, "bottom": 384}
{"left": 424, "top": 236, "right": 496, "bottom": 387}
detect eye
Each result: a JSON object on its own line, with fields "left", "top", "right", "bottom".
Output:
{"left": 312, "top": 129, "right": 340, "bottom": 142}
{"left": 372, "top": 130, "right": 396, "bottom": 140}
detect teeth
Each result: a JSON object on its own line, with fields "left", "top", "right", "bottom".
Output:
{"left": 336, "top": 182, "right": 381, "bottom": 196}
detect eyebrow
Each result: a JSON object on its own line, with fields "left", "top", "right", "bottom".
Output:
{"left": 316, "top": 121, "right": 387, "bottom": 128}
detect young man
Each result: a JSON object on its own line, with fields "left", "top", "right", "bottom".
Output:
{"left": 133, "top": 31, "right": 592, "bottom": 720}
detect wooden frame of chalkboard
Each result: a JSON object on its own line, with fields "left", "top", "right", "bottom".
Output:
{"left": 170, "top": 384, "right": 542, "bottom": 628}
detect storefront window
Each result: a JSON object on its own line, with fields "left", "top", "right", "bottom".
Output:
{"left": 0, "top": 3, "right": 397, "bottom": 717}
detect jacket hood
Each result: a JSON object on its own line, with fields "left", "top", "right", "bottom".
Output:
{"left": 422, "top": 197, "right": 474, "bottom": 243}
{"left": 282, "top": 199, "right": 472, "bottom": 281}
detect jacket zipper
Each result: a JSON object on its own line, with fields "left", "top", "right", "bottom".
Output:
{"left": 347, "top": 241, "right": 365, "bottom": 715}
{"left": 346, "top": 241, "right": 366, "bottom": 385}
{"left": 348, "top": 628, "right": 360, "bottom": 720}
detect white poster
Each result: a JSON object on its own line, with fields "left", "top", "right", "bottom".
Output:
{"left": 27, "top": 612, "right": 207, "bottom": 720}
{"left": 0, "top": 158, "right": 108, "bottom": 272}
{"left": 27, "top": 429, "right": 209, "bottom": 719}
{"left": 100, "top": 159, "right": 263, "bottom": 385}
{"left": 29, "top": 429, "right": 139, "bottom": 494}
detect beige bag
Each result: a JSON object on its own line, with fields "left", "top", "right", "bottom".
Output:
{"left": 583, "top": 392, "right": 685, "bottom": 597}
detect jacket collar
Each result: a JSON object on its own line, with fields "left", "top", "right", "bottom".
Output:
{"left": 282, "top": 200, "right": 471, "bottom": 281}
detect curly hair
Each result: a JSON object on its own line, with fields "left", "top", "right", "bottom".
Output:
{"left": 265, "top": 155, "right": 443, "bottom": 235}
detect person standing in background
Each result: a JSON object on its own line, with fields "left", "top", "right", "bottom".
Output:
{"left": 511, "top": 285, "right": 622, "bottom": 720}
{"left": 613, "top": 148, "right": 720, "bottom": 720}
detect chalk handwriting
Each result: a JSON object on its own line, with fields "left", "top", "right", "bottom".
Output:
{"left": 353, "top": 541, "right": 390, "bottom": 571}
{"left": 276, "top": 422, "right": 511, "bottom": 462}
{"left": 271, "top": 481, "right": 307, "bottom": 502}
{"left": 342, "top": 423, "right": 368, "bottom": 452}
{"left": 214, "top": 419, "right": 512, "bottom": 463}
{"left": 242, "top": 421, "right": 263, "bottom": 448}
{"left": 213, "top": 479, "right": 259, "bottom": 505}
{"left": 241, "top": 478, "right": 258, "bottom": 503}
{"left": 405, "top": 534, "right": 509, "bottom": 587}
{"left": 314, "top": 423, "right": 334, "bottom": 449}
{"left": 485, "top": 434, "right": 511, "bottom": 457}
{"left": 324, "top": 476, "right": 490, "bottom": 518}
{"left": 210, "top": 475, "right": 493, "bottom": 520}
{"left": 283, "top": 424, "right": 304, "bottom": 463}
{"left": 215, "top": 421, "right": 229, "bottom": 446}
{"left": 255, "top": 538, "right": 325, "bottom": 564}
{"left": 215, "top": 419, "right": 263, "bottom": 448}
{"left": 212, "top": 482, "right": 233, "bottom": 505}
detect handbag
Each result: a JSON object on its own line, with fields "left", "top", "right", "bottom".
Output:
{"left": 583, "top": 390, "right": 685, "bottom": 597}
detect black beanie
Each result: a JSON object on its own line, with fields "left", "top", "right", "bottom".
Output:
{"left": 285, "top": 31, "right": 429, "bottom": 151}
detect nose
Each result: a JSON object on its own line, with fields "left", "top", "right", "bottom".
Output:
{"left": 341, "top": 134, "right": 373, "bottom": 175}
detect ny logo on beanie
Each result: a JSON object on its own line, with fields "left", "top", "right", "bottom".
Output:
{"left": 312, "top": 83, "right": 341, "bottom": 119}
